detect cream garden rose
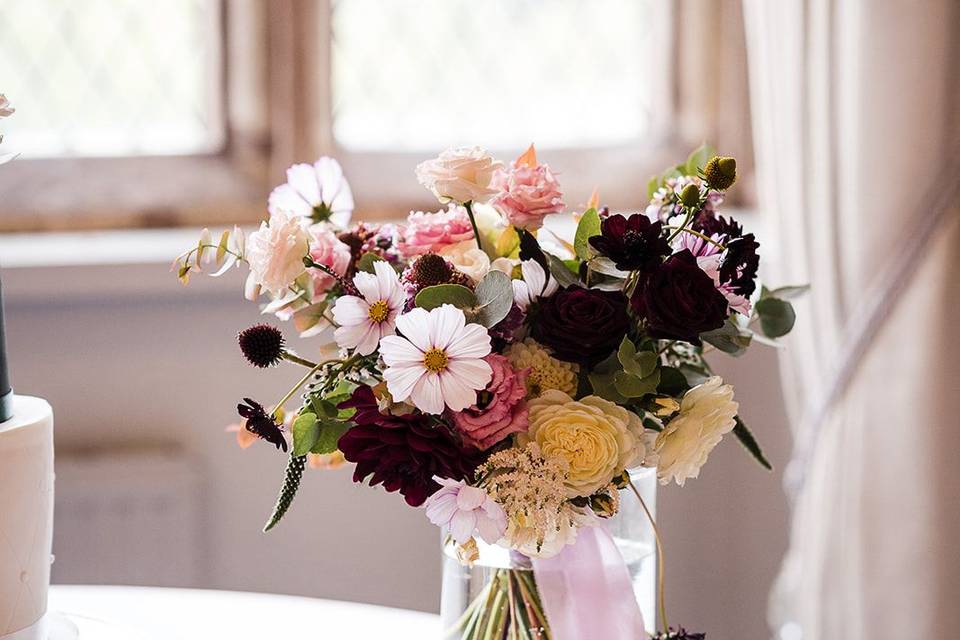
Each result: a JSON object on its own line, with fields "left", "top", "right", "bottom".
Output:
{"left": 415, "top": 146, "right": 501, "bottom": 204}
{"left": 246, "top": 211, "right": 310, "bottom": 296}
{"left": 655, "top": 376, "right": 738, "bottom": 486}
{"left": 438, "top": 239, "right": 492, "bottom": 283}
{"left": 521, "top": 390, "right": 648, "bottom": 497}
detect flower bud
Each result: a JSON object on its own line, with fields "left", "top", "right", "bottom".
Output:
{"left": 703, "top": 156, "right": 737, "bottom": 190}
{"left": 679, "top": 183, "right": 701, "bottom": 208}
{"left": 589, "top": 485, "right": 621, "bottom": 518}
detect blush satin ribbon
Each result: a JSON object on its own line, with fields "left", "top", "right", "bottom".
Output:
{"left": 531, "top": 525, "right": 647, "bottom": 640}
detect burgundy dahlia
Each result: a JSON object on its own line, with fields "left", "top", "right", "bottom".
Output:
{"left": 531, "top": 287, "right": 630, "bottom": 365}
{"left": 692, "top": 213, "right": 742, "bottom": 240}
{"left": 588, "top": 213, "right": 671, "bottom": 273}
{"left": 337, "top": 386, "right": 485, "bottom": 506}
{"left": 631, "top": 250, "right": 728, "bottom": 344}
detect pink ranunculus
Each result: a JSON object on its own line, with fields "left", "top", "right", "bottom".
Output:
{"left": 396, "top": 205, "right": 476, "bottom": 257}
{"left": 307, "top": 226, "right": 353, "bottom": 300}
{"left": 451, "top": 354, "right": 530, "bottom": 450}
{"left": 491, "top": 145, "right": 564, "bottom": 231}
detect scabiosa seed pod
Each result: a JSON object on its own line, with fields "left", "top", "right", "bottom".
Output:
{"left": 411, "top": 253, "right": 454, "bottom": 287}
{"left": 679, "top": 183, "right": 701, "bottom": 208}
{"left": 703, "top": 155, "right": 737, "bottom": 190}
{"left": 238, "top": 323, "right": 285, "bottom": 368}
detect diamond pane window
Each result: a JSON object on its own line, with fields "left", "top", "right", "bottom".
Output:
{"left": 332, "top": 0, "right": 657, "bottom": 152}
{"left": 0, "top": 0, "right": 224, "bottom": 158}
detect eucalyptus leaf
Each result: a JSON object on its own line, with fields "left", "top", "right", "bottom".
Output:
{"left": 291, "top": 412, "right": 320, "bottom": 457}
{"left": 415, "top": 284, "right": 477, "bottom": 311}
{"left": 755, "top": 297, "right": 796, "bottom": 338}
{"left": 657, "top": 366, "right": 690, "bottom": 396}
{"left": 768, "top": 284, "right": 810, "bottom": 300}
{"left": 700, "top": 318, "right": 753, "bottom": 356}
{"left": 588, "top": 371, "right": 629, "bottom": 403}
{"left": 547, "top": 254, "right": 582, "bottom": 288}
{"left": 357, "top": 252, "right": 385, "bottom": 274}
{"left": 613, "top": 370, "right": 661, "bottom": 398}
{"left": 574, "top": 208, "right": 601, "bottom": 261}
{"left": 732, "top": 416, "right": 772, "bottom": 470}
{"left": 617, "top": 337, "right": 659, "bottom": 378}
{"left": 474, "top": 270, "right": 514, "bottom": 327}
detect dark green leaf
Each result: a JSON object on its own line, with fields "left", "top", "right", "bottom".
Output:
{"left": 547, "top": 254, "right": 582, "bottom": 288}
{"left": 685, "top": 143, "right": 717, "bottom": 176}
{"left": 732, "top": 416, "right": 772, "bottom": 470}
{"left": 700, "top": 318, "right": 753, "bottom": 356}
{"left": 415, "top": 284, "right": 477, "bottom": 311}
{"left": 311, "top": 419, "right": 351, "bottom": 455}
{"left": 657, "top": 366, "right": 690, "bottom": 396}
{"left": 574, "top": 208, "right": 601, "bottom": 261}
{"left": 291, "top": 412, "right": 319, "bottom": 457}
{"left": 357, "top": 252, "right": 385, "bottom": 274}
{"left": 613, "top": 370, "right": 661, "bottom": 398}
{"left": 646, "top": 175, "right": 661, "bottom": 200}
{"left": 755, "top": 297, "right": 796, "bottom": 338}
{"left": 617, "top": 337, "right": 658, "bottom": 378}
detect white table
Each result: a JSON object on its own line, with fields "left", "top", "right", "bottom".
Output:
{"left": 48, "top": 586, "right": 440, "bottom": 639}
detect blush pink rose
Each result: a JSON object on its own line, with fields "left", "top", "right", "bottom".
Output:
{"left": 307, "top": 226, "right": 353, "bottom": 300}
{"left": 396, "top": 205, "right": 476, "bottom": 257}
{"left": 451, "top": 354, "right": 529, "bottom": 450}
{"left": 491, "top": 145, "right": 564, "bottom": 231}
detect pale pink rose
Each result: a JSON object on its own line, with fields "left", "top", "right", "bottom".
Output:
{"left": 397, "top": 205, "right": 476, "bottom": 256}
{"left": 415, "top": 146, "right": 501, "bottom": 204}
{"left": 451, "top": 354, "right": 529, "bottom": 450}
{"left": 307, "top": 226, "right": 353, "bottom": 299}
{"left": 246, "top": 211, "right": 310, "bottom": 296}
{"left": 491, "top": 145, "right": 564, "bottom": 231}
{"left": 439, "top": 240, "right": 491, "bottom": 283}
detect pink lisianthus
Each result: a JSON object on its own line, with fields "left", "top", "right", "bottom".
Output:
{"left": 424, "top": 478, "right": 507, "bottom": 545}
{"left": 396, "top": 205, "right": 476, "bottom": 257}
{"left": 451, "top": 354, "right": 529, "bottom": 450}
{"left": 307, "top": 226, "right": 353, "bottom": 300}
{"left": 491, "top": 145, "right": 564, "bottom": 231}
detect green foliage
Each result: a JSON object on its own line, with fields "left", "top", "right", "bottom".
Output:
{"left": 291, "top": 412, "right": 320, "bottom": 457}
{"left": 311, "top": 419, "right": 351, "bottom": 455}
{"left": 263, "top": 454, "right": 307, "bottom": 532}
{"left": 700, "top": 318, "right": 753, "bottom": 356}
{"left": 574, "top": 207, "right": 601, "bottom": 261}
{"left": 685, "top": 143, "right": 717, "bottom": 176}
{"left": 474, "top": 270, "right": 514, "bottom": 327}
{"left": 732, "top": 416, "right": 772, "bottom": 471}
{"left": 547, "top": 253, "right": 582, "bottom": 288}
{"left": 588, "top": 352, "right": 629, "bottom": 403}
{"left": 415, "top": 284, "right": 477, "bottom": 311}
{"left": 657, "top": 366, "right": 690, "bottom": 396}
{"left": 357, "top": 252, "right": 385, "bottom": 274}
{"left": 755, "top": 297, "right": 796, "bottom": 338}
{"left": 764, "top": 284, "right": 810, "bottom": 300}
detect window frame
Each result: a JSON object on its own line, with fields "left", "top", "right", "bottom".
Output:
{"left": 0, "top": 0, "right": 752, "bottom": 233}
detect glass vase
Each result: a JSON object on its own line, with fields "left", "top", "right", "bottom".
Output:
{"left": 440, "top": 467, "right": 657, "bottom": 639}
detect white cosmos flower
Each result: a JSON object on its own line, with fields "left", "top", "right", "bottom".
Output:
{"left": 512, "top": 259, "right": 558, "bottom": 310}
{"left": 268, "top": 157, "right": 354, "bottom": 228}
{"left": 332, "top": 261, "right": 405, "bottom": 356}
{"left": 379, "top": 305, "right": 493, "bottom": 415}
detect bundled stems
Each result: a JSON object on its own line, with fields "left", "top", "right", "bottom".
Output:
{"left": 629, "top": 479, "right": 668, "bottom": 631}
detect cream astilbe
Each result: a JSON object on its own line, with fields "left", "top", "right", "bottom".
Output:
{"left": 479, "top": 443, "right": 575, "bottom": 557}
{"left": 505, "top": 338, "right": 578, "bottom": 397}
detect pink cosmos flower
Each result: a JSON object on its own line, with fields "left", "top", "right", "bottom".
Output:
{"left": 268, "top": 157, "right": 354, "bottom": 228}
{"left": 491, "top": 145, "right": 565, "bottom": 231}
{"left": 332, "top": 261, "right": 406, "bottom": 356}
{"left": 424, "top": 478, "right": 507, "bottom": 545}
{"left": 379, "top": 305, "right": 493, "bottom": 414}
{"left": 307, "top": 226, "right": 353, "bottom": 300}
{"left": 396, "top": 205, "right": 476, "bottom": 257}
{"left": 451, "top": 354, "right": 530, "bottom": 450}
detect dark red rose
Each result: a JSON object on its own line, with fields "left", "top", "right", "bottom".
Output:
{"left": 631, "top": 250, "right": 728, "bottom": 344}
{"left": 588, "top": 213, "right": 671, "bottom": 273}
{"left": 532, "top": 287, "right": 630, "bottom": 365}
{"left": 337, "top": 386, "right": 484, "bottom": 506}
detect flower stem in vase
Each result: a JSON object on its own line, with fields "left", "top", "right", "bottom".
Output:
{"left": 448, "top": 567, "right": 551, "bottom": 640}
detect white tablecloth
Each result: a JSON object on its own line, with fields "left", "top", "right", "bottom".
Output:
{"left": 48, "top": 586, "right": 440, "bottom": 640}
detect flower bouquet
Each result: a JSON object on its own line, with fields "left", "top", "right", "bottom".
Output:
{"left": 175, "top": 144, "right": 800, "bottom": 639}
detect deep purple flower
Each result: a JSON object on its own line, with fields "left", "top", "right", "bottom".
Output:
{"left": 237, "top": 398, "right": 287, "bottom": 452}
{"left": 337, "top": 386, "right": 484, "bottom": 507}
{"left": 692, "top": 213, "right": 742, "bottom": 239}
{"left": 631, "top": 250, "right": 728, "bottom": 344}
{"left": 532, "top": 287, "right": 630, "bottom": 364}
{"left": 719, "top": 234, "right": 760, "bottom": 297}
{"left": 588, "top": 213, "right": 671, "bottom": 272}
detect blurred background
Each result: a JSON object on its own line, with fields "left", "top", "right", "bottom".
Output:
{"left": 0, "top": 1, "right": 956, "bottom": 639}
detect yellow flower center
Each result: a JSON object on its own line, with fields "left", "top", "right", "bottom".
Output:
{"left": 423, "top": 348, "right": 449, "bottom": 373}
{"left": 367, "top": 300, "right": 390, "bottom": 323}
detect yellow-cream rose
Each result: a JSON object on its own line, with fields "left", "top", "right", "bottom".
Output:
{"left": 520, "top": 390, "right": 646, "bottom": 497}
{"left": 655, "top": 376, "right": 738, "bottom": 486}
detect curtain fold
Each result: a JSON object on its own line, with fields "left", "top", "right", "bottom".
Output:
{"left": 742, "top": 0, "right": 960, "bottom": 637}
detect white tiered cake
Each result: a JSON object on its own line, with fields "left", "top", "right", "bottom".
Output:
{"left": 0, "top": 396, "right": 54, "bottom": 640}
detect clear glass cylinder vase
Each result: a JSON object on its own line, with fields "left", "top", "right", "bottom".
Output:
{"left": 440, "top": 467, "right": 657, "bottom": 639}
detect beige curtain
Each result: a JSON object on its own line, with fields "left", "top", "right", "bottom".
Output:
{"left": 741, "top": 0, "right": 960, "bottom": 637}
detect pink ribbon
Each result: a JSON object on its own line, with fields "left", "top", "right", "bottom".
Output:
{"left": 531, "top": 525, "right": 647, "bottom": 640}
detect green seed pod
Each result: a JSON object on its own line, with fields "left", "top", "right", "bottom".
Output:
{"left": 679, "top": 183, "right": 701, "bottom": 208}
{"left": 704, "top": 156, "right": 737, "bottom": 191}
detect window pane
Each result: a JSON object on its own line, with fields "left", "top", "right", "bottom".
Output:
{"left": 332, "top": 0, "right": 658, "bottom": 152}
{"left": 0, "top": 0, "right": 224, "bottom": 158}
